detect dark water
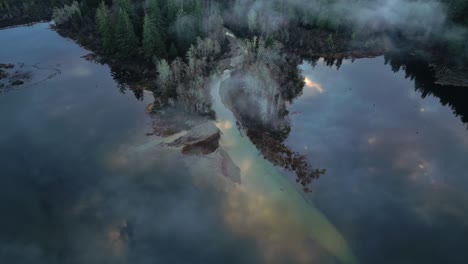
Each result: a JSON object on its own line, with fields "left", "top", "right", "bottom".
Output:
{"left": 2, "top": 23, "right": 468, "bottom": 264}
{"left": 287, "top": 58, "right": 468, "bottom": 263}
{"left": 0, "top": 23, "right": 261, "bottom": 264}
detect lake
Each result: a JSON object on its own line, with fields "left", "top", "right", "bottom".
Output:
{"left": 1, "top": 23, "right": 467, "bottom": 264}
{"left": 288, "top": 57, "right": 468, "bottom": 263}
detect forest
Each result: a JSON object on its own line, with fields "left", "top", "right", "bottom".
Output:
{"left": 2, "top": 0, "right": 467, "bottom": 60}
{"left": 1, "top": 0, "right": 467, "bottom": 121}
{"left": 1, "top": 0, "right": 468, "bottom": 191}
{"left": 2, "top": 2, "right": 468, "bottom": 263}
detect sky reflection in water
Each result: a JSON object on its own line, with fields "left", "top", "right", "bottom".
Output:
{"left": 2, "top": 23, "right": 468, "bottom": 264}
{"left": 0, "top": 23, "right": 259, "bottom": 264}
{"left": 0, "top": 23, "right": 349, "bottom": 264}
{"left": 287, "top": 58, "right": 468, "bottom": 263}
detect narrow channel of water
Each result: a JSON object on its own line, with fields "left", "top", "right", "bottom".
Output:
{"left": 210, "top": 70, "right": 357, "bottom": 264}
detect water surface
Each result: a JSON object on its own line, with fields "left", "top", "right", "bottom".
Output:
{"left": 0, "top": 22, "right": 351, "bottom": 264}
{"left": 2, "top": 23, "right": 468, "bottom": 264}
{"left": 0, "top": 23, "right": 261, "bottom": 264}
{"left": 287, "top": 57, "right": 468, "bottom": 263}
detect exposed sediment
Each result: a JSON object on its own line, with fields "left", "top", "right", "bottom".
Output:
{"left": 164, "top": 121, "right": 222, "bottom": 155}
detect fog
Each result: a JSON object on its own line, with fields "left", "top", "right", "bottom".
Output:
{"left": 226, "top": 0, "right": 466, "bottom": 43}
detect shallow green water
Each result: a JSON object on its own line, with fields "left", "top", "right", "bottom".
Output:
{"left": 211, "top": 71, "right": 356, "bottom": 263}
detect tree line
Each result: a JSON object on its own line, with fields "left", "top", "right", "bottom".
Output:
{"left": 3, "top": 0, "right": 467, "bottom": 62}
{"left": 51, "top": 0, "right": 212, "bottom": 61}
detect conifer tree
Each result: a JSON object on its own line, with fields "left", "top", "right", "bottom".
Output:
{"left": 117, "top": 0, "right": 133, "bottom": 18}
{"left": 142, "top": 12, "right": 166, "bottom": 59}
{"left": 147, "top": 0, "right": 162, "bottom": 29}
{"left": 193, "top": 0, "right": 203, "bottom": 35}
{"left": 169, "top": 42, "right": 178, "bottom": 58}
{"left": 165, "top": 0, "right": 179, "bottom": 24}
{"left": 193, "top": 0, "right": 203, "bottom": 18}
{"left": 96, "top": 1, "right": 113, "bottom": 53}
{"left": 115, "top": 7, "right": 138, "bottom": 57}
{"left": 156, "top": 59, "right": 173, "bottom": 96}
{"left": 117, "top": 0, "right": 137, "bottom": 30}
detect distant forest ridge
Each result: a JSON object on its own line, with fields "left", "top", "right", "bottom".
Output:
{"left": 1, "top": 0, "right": 467, "bottom": 64}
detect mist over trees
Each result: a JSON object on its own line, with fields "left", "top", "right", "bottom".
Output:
{"left": 1, "top": 0, "right": 467, "bottom": 197}
{"left": 3, "top": 0, "right": 467, "bottom": 60}
{"left": 222, "top": 0, "right": 467, "bottom": 60}
{"left": 32, "top": 0, "right": 465, "bottom": 116}
{"left": 2, "top": 0, "right": 467, "bottom": 114}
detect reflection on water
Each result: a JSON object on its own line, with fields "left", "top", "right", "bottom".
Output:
{"left": 304, "top": 76, "right": 325, "bottom": 94}
{"left": 211, "top": 72, "right": 356, "bottom": 264}
{"left": 3, "top": 22, "right": 468, "bottom": 264}
{"left": 0, "top": 22, "right": 354, "bottom": 264}
{"left": 288, "top": 57, "right": 468, "bottom": 263}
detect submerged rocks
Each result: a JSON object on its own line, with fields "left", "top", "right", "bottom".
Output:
{"left": 0, "top": 70, "right": 8, "bottom": 80}
{"left": 181, "top": 132, "right": 220, "bottom": 155}
{"left": 0, "top": 63, "right": 14, "bottom": 82}
{"left": 219, "top": 148, "right": 241, "bottom": 184}
{"left": 161, "top": 119, "right": 241, "bottom": 183}
{"left": 0, "top": 62, "right": 63, "bottom": 95}
{"left": 0, "top": 63, "right": 14, "bottom": 69}
{"left": 0, "top": 63, "right": 35, "bottom": 92}
{"left": 81, "top": 53, "right": 97, "bottom": 62}
{"left": 168, "top": 121, "right": 221, "bottom": 155}
{"left": 10, "top": 80, "right": 24, "bottom": 86}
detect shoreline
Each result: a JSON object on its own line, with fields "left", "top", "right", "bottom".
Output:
{"left": 2, "top": 20, "right": 466, "bottom": 191}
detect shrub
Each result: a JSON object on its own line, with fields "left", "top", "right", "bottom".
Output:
{"left": 52, "top": 1, "right": 81, "bottom": 25}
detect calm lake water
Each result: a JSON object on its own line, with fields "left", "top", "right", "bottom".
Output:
{"left": 1, "top": 23, "right": 467, "bottom": 264}
{"left": 288, "top": 58, "right": 468, "bottom": 263}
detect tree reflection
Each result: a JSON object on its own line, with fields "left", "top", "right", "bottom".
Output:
{"left": 305, "top": 53, "right": 468, "bottom": 128}
{"left": 218, "top": 43, "right": 327, "bottom": 192}
{"left": 134, "top": 36, "right": 328, "bottom": 192}
{"left": 383, "top": 52, "right": 468, "bottom": 126}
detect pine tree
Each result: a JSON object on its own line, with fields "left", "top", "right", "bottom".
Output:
{"left": 174, "top": 4, "right": 197, "bottom": 52}
{"left": 156, "top": 59, "right": 173, "bottom": 96}
{"left": 117, "top": 0, "right": 133, "bottom": 18}
{"left": 166, "top": 0, "right": 178, "bottom": 24}
{"left": 117, "top": 0, "right": 136, "bottom": 30}
{"left": 115, "top": 7, "right": 138, "bottom": 57}
{"left": 96, "top": 1, "right": 113, "bottom": 53}
{"left": 193, "top": 0, "right": 203, "bottom": 35}
{"left": 193, "top": 0, "right": 203, "bottom": 18}
{"left": 147, "top": 0, "right": 162, "bottom": 29}
{"left": 142, "top": 12, "right": 166, "bottom": 59}
{"left": 169, "top": 42, "right": 178, "bottom": 58}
